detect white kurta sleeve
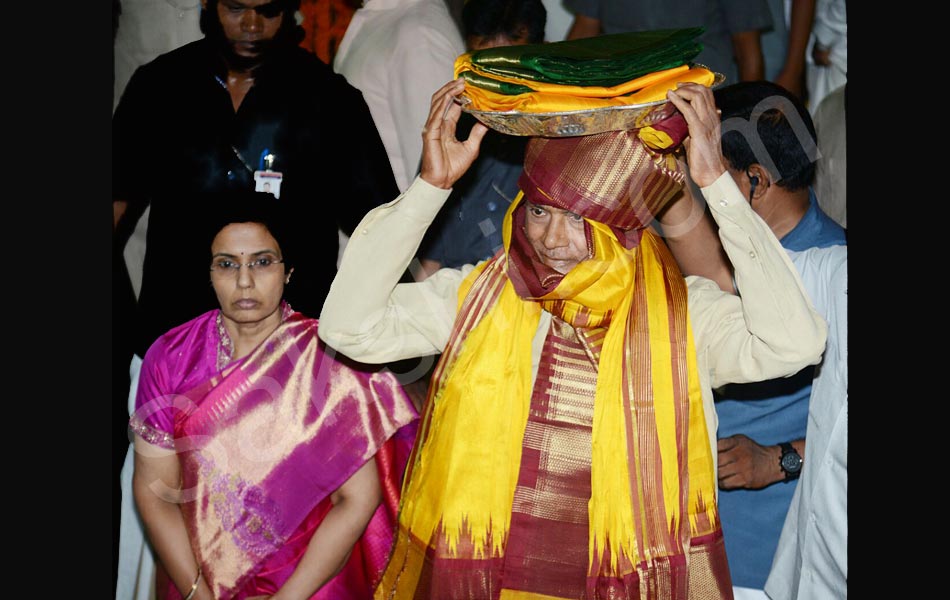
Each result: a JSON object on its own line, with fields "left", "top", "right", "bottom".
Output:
{"left": 319, "top": 176, "right": 475, "bottom": 363}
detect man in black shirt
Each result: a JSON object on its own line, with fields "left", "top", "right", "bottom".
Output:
{"left": 113, "top": 0, "right": 399, "bottom": 359}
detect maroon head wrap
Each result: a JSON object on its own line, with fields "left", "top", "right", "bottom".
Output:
{"left": 517, "top": 108, "right": 688, "bottom": 249}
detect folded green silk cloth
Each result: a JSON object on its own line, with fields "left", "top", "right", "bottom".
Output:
{"left": 467, "top": 27, "right": 704, "bottom": 89}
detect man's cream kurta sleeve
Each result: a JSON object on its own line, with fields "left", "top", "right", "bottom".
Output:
{"left": 318, "top": 177, "right": 474, "bottom": 363}
{"left": 688, "top": 172, "right": 828, "bottom": 390}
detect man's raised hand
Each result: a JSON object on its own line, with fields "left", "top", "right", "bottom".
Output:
{"left": 419, "top": 78, "right": 489, "bottom": 190}
{"left": 666, "top": 83, "right": 728, "bottom": 188}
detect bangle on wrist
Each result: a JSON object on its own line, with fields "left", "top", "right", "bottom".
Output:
{"left": 183, "top": 567, "right": 202, "bottom": 600}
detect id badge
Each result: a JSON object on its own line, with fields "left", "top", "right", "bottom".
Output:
{"left": 254, "top": 170, "right": 283, "bottom": 198}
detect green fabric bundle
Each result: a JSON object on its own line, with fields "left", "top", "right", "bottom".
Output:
{"left": 466, "top": 28, "right": 704, "bottom": 89}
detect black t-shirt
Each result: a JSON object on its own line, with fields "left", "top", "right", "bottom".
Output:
{"left": 113, "top": 39, "right": 399, "bottom": 356}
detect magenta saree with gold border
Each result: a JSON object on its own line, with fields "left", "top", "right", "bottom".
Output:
{"left": 130, "top": 305, "right": 418, "bottom": 599}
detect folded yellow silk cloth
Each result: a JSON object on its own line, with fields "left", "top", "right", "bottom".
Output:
{"left": 457, "top": 59, "right": 715, "bottom": 113}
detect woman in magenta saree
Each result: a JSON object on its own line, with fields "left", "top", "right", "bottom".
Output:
{"left": 129, "top": 194, "right": 418, "bottom": 600}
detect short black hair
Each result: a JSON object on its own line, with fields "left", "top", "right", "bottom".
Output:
{"left": 203, "top": 190, "right": 295, "bottom": 271}
{"left": 714, "top": 81, "right": 818, "bottom": 191}
{"left": 200, "top": 0, "right": 304, "bottom": 47}
{"left": 462, "top": 0, "right": 546, "bottom": 45}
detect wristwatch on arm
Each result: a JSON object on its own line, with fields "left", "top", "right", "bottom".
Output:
{"left": 779, "top": 442, "right": 803, "bottom": 481}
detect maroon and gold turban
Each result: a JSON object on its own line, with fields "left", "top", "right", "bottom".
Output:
{"left": 517, "top": 108, "right": 688, "bottom": 247}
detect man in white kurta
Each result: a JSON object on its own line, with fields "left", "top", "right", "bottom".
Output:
{"left": 765, "top": 245, "right": 847, "bottom": 600}
{"left": 333, "top": 0, "right": 465, "bottom": 192}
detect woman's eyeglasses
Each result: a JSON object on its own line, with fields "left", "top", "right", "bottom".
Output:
{"left": 210, "top": 255, "right": 284, "bottom": 277}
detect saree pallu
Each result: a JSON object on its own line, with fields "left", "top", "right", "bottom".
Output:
{"left": 171, "top": 313, "right": 418, "bottom": 599}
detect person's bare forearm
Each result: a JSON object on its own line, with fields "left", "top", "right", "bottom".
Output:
{"left": 775, "top": 0, "right": 817, "bottom": 96}
{"left": 133, "top": 443, "right": 212, "bottom": 599}
{"left": 566, "top": 14, "right": 601, "bottom": 40}
{"left": 732, "top": 30, "right": 765, "bottom": 81}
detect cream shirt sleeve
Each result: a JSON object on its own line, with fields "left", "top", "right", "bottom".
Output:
{"left": 687, "top": 172, "right": 828, "bottom": 390}
{"left": 319, "top": 177, "right": 475, "bottom": 364}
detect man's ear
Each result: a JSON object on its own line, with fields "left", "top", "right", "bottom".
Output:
{"left": 746, "top": 164, "right": 770, "bottom": 201}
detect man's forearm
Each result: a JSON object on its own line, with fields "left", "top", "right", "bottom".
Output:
{"left": 566, "top": 14, "right": 601, "bottom": 40}
{"left": 732, "top": 30, "right": 766, "bottom": 81}
{"left": 656, "top": 184, "right": 734, "bottom": 293}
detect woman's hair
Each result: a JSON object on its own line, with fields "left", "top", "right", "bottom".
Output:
{"left": 204, "top": 190, "right": 295, "bottom": 270}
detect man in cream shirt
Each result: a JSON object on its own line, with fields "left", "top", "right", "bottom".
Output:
{"left": 318, "top": 79, "right": 828, "bottom": 598}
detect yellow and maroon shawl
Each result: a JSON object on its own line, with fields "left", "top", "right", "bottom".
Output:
{"left": 376, "top": 130, "right": 730, "bottom": 599}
